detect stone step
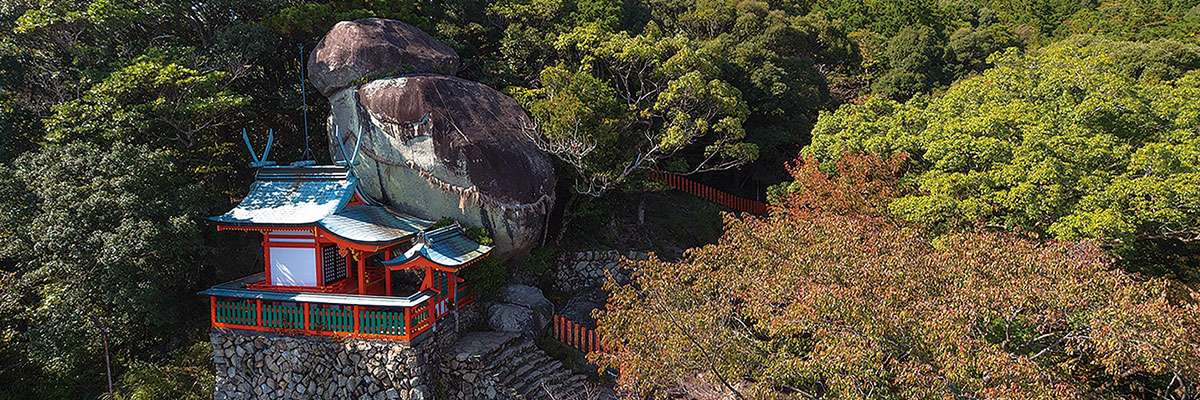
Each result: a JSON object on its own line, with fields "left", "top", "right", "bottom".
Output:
{"left": 499, "top": 349, "right": 540, "bottom": 370}
{"left": 515, "top": 361, "right": 577, "bottom": 399}
{"left": 506, "top": 355, "right": 554, "bottom": 384}
{"left": 447, "top": 331, "right": 522, "bottom": 362}
{"left": 491, "top": 344, "right": 529, "bottom": 366}
{"left": 559, "top": 374, "right": 588, "bottom": 391}
{"left": 447, "top": 331, "right": 615, "bottom": 400}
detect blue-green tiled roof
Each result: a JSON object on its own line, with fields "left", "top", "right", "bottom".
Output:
{"left": 209, "top": 165, "right": 431, "bottom": 245}
{"left": 318, "top": 205, "right": 432, "bottom": 245}
{"left": 209, "top": 166, "right": 355, "bottom": 226}
{"left": 382, "top": 224, "right": 492, "bottom": 268}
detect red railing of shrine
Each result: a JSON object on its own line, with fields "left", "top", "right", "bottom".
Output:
{"left": 208, "top": 284, "right": 473, "bottom": 342}
{"left": 553, "top": 314, "right": 605, "bottom": 354}
{"left": 646, "top": 170, "right": 769, "bottom": 214}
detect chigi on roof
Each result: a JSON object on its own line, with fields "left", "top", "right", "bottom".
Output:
{"left": 209, "top": 128, "right": 432, "bottom": 248}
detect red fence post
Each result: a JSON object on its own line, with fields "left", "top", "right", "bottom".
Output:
{"left": 303, "top": 302, "right": 311, "bottom": 331}
{"left": 353, "top": 306, "right": 360, "bottom": 334}
{"left": 576, "top": 323, "right": 583, "bottom": 350}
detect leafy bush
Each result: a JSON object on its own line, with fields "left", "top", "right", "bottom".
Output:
{"left": 463, "top": 257, "right": 507, "bottom": 302}
{"left": 118, "top": 342, "right": 215, "bottom": 400}
{"left": 523, "top": 245, "right": 559, "bottom": 276}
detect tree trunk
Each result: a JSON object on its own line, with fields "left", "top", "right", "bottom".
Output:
{"left": 554, "top": 193, "right": 581, "bottom": 245}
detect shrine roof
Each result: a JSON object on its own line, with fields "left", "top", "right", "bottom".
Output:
{"left": 318, "top": 205, "right": 432, "bottom": 245}
{"left": 382, "top": 224, "right": 492, "bottom": 268}
{"left": 209, "top": 165, "right": 432, "bottom": 245}
{"left": 209, "top": 166, "right": 356, "bottom": 226}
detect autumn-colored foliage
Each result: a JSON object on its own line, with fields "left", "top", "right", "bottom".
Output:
{"left": 772, "top": 153, "right": 907, "bottom": 217}
{"left": 594, "top": 154, "right": 1200, "bottom": 399}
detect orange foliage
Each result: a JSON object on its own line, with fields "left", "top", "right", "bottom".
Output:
{"left": 594, "top": 154, "right": 1200, "bottom": 399}
{"left": 777, "top": 153, "right": 907, "bottom": 217}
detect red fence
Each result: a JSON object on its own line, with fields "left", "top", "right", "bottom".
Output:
{"left": 207, "top": 283, "right": 473, "bottom": 342}
{"left": 553, "top": 315, "right": 604, "bottom": 354}
{"left": 646, "top": 170, "right": 768, "bottom": 214}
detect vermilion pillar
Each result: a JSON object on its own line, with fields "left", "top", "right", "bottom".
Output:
{"left": 385, "top": 268, "right": 393, "bottom": 296}
{"left": 357, "top": 256, "right": 366, "bottom": 295}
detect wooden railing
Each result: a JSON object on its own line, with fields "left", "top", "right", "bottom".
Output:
{"left": 553, "top": 314, "right": 605, "bottom": 354}
{"left": 647, "top": 170, "right": 768, "bottom": 214}
{"left": 209, "top": 287, "right": 473, "bottom": 342}
{"left": 212, "top": 296, "right": 424, "bottom": 340}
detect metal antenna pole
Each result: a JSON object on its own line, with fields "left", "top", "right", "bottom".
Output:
{"left": 299, "top": 44, "right": 313, "bottom": 162}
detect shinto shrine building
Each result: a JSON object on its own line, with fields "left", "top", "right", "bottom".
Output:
{"left": 200, "top": 163, "right": 490, "bottom": 342}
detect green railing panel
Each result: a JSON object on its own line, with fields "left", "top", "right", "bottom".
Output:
{"left": 215, "top": 299, "right": 255, "bottom": 325}
{"left": 360, "top": 309, "right": 404, "bottom": 335}
{"left": 410, "top": 306, "right": 430, "bottom": 329}
{"left": 456, "top": 285, "right": 471, "bottom": 303}
{"left": 214, "top": 297, "right": 417, "bottom": 338}
{"left": 263, "top": 303, "right": 302, "bottom": 329}
{"left": 311, "top": 306, "right": 353, "bottom": 333}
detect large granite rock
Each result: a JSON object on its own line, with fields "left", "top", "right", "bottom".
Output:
{"left": 499, "top": 284, "right": 553, "bottom": 315}
{"left": 308, "top": 18, "right": 460, "bottom": 97}
{"left": 486, "top": 284, "right": 552, "bottom": 337}
{"left": 486, "top": 303, "right": 539, "bottom": 336}
{"left": 311, "top": 20, "right": 555, "bottom": 260}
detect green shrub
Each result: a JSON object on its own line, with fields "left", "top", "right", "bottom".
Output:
{"left": 463, "top": 257, "right": 507, "bottom": 301}
{"left": 523, "top": 246, "right": 559, "bottom": 276}
{"left": 117, "top": 342, "right": 214, "bottom": 400}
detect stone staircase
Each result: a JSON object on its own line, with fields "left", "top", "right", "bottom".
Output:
{"left": 441, "top": 332, "right": 616, "bottom": 400}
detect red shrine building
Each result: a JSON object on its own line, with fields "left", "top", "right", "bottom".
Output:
{"left": 200, "top": 163, "right": 490, "bottom": 342}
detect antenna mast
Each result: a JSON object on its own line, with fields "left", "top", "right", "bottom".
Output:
{"left": 298, "top": 44, "right": 314, "bottom": 163}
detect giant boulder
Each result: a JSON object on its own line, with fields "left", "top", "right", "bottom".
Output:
{"left": 308, "top": 18, "right": 460, "bottom": 97}
{"left": 324, "top": 75, "right": 555, "bottom": 258}
{"left": 311, "top": 19, "right": 555, "bottom": 259}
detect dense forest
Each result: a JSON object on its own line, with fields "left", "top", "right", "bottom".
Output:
{"left": 0, "top": 0, "right": 1197, "bottom": 398}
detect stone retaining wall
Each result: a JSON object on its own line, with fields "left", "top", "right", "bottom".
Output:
{"left": 553, "top": 250, "right": 648, "bottom": 292}
{"left": 211, "top": 302, "right": 481, "bottom": 400}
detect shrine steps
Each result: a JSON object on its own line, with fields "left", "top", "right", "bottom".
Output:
{"left": 441, "top": 331, "right": 616, "bottom": 400}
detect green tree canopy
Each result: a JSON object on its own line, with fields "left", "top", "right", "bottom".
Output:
{"left": 512, "top": 27, "right": 757, "bottom": 194}
{"left": 802, "top": 37, "right": 1200, "bottom": 248}
{"left": 0, "top": 142, "right": 206, "bottom": 396}
{"left": 500, "top": 0, "right": 857, "bottom": 194}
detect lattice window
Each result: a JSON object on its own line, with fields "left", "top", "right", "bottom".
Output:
{"left": 321, "top": 245, "right": 346, "bottom": 285}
